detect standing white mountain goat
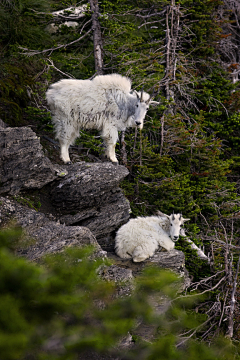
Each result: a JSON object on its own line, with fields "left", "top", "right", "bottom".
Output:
{"left": 115, "top": 212, "right": 190, "bottom": 262}
{"left": 46, "top": 74, "right": 158, "bottom": 164}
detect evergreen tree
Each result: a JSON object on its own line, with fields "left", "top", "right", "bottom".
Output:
{"left": 0, "top": 228, "right": 238, "bottom": 359}
{"left": 1, "top": 0, "right": 240, "bottom": 344}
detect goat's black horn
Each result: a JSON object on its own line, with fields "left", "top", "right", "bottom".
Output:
{"left": 140, "top": 87, "right": 144, "bottom": 102}
{"left": 133, "top": 90, "right": 140, "bottom": 99}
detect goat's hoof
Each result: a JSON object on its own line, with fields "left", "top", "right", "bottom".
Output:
{"left": 112, "top": 161, "right": 119, "bottom": 166}
{"left": 66, "top": 161, "right": 72, "bottom": 165}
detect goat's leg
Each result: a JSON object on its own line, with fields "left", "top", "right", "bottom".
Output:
{"left": 132, "top": 246, "right": 149, "bottom": 262}
{"left": 101, "top": 125, "right": 119, "bottom": 164}
{"left": 57, "top": 122, "right": 79, "bottom": 164}
{"left": 52, "top": 112, "right": 78, "bottom": 164}
{"left": 106, "top": 142, "right": 117, "bottom": 164}
{"left": 59, "top": 139, "right": 71, "bottom": 164}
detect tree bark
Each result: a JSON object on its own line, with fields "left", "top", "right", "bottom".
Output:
{"left": 89, "top": 0, "right": 104, "bottom": 75}
{"left": 163, "top": 0, "right": 180, "bottom": 108}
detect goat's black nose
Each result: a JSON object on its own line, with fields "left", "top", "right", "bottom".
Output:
{"left": 173, "top": 236, "right": 179, "bottom": 241}
{"left": 135, "top": 121, "right": 141, "bottom": 126}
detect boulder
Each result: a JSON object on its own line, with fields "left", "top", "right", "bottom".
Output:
{"left": 50, "top": 162, "right": 131, "bottom": 250}
{"left": 50, "top": 162, "right": 129, "bottom": 213}
{"left": 109, "top": 249, "right": 190, "bottom": 289}
{"left": 0, "top": 196, "right": 104, "bottom": 261}
{"left": 0, "top": 127, "right": 61, "bottom": 195}
{"left": 0, "top": 127, "right": 131, "bottom": 250}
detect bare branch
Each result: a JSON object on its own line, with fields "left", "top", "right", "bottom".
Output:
{"left": 19, "top": 27, "right": 92, "bottom": 56}
{"left": 175, "top": 276, "right": 226, "bottom": 300}
{"left": 47, "top": 59, "right": 75, "bottom": 79}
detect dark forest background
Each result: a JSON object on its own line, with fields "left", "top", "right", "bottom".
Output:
{"left": 1, "top": 0, "right": 240, "bottom": 358}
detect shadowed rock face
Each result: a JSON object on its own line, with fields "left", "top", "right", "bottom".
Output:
{"left": 0, "top": 127, "right": 131, "bottom": 250}
{"left": 0, "top": 196, "right": 103, "bottom": 261}
{"left": 50, "top": 162, "right": 131, "bottom": 250}
{"left": 50, "top": 162, "right": 129, "bottom": 213}
{"left": 0, "top": 124, "right": 190, "bottom": 279}
{"left": 0, "top": 127, "right": 58, "bottom": 195}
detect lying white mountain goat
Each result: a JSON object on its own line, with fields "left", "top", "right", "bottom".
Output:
{"left": 115, "top": 212, "right": 190, "bottom": 262}
{"left": 46, "top": 73, "right": 158, "bottom": 164}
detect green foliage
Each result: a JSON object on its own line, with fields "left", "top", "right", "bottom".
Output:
{"left": 121, "top": 112, "right": 238, "bottom": 221}
{"left": 75, "top": 130, "right": 105, "bottom": 160}
{"left": 0, "top": 64, "right": 34, "bottom": 124}
{"left": 181, "top": 0, "right": 223, "bottom": 56}
{"left": 0, "top": 229, "right": 115, "bottom": 359}
{"left": 1, "top": 0, "right": 240, "bottom": 348}
{"left": 175, "top": 237, "right": 210, "bottom": 280}
{"left": 0, "top": 0, "right": 52, "bottom": 48}
{"left": 13, "top": 194, "right": 41, "bottom": 211}
{"left": 25, "top": 106, "right": 53, "bottom": 131}
{"left": 0, "top": 228, "right": 239, "bottom": 360}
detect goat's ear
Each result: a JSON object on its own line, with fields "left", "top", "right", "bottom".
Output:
{"left": 149, "top": 100, "right": 160, "bottom": 105}
{"left": 146, "top": 96, "right": 151, "bottom": 105}
{"left": 183, "top": 218, "right": 190, "bottom": 223}
{"left": 156, "top": 210, "right": 169, "bottom": 218}
{"left": 146, "top": 90, "right": 160, "bottom": 105}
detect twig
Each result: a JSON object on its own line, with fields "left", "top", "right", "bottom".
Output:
{"left": 201, "top": 321, "right": 218, "bottom": 341}
{"left": 174, "top": 276, "right": 226, "bottom": 300}
{"left": 160, "top": 115, "right": 164, "bottom": 156}
{"left": 206, "top": 238, "right": 240, "bottom": 250}
{"left": 218, "top": 289, "right": 229, "bottom": 328}
{"left": 188, "top": 270, "right": 225, "bottom": 292}
{"left": 19, "top": 27, "right": 92, "bottom": 56}
{"left": 47, "top": 59, "right": 75, "bottom": 79}
{"left": 139, "top": 130, "right": 142, "bottom": 166}
{"left": 177, "top": 315, "right": 216, "bottom": 347}
{"left": 42, "top": 135, "right": 59, "bottom": 148}
{"left": 120, "top": 131, "right": 127, "bottom": 166}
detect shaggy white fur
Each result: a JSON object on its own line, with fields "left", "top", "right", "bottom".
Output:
{"left": 115, "top": 212, "right": 190, "bottom": 262}
{"left": 46, "top": 74, "right": 156, "bottom": 164}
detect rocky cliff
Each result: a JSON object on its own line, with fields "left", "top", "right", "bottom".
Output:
{"left": 0, "top": 124, "right": 190, "bottom": 285}
{"left": 0, "top": 123, "right": 191, "bottom": 357}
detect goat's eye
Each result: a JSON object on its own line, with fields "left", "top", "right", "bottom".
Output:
{"left": 136, "top": 104, "right": 139, "bottom": 107}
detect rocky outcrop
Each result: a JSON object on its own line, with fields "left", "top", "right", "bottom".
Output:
{"left": 0, "top": 125, "right": 190, "bottom": 288}
{"left": 109, "top": 250, "right": 188, "bottom": 278}
{"left": 0, "top": 119, "right": 7, "bottom": 128}
{"left": 51, "top": 162, "right": 129, "bottom": 213}
{"left": 0, "top": 196, "right": 105, "bottom": 261}
{"left": 0, "top": 125, "right": 192, "bottom": 359}
{"left": 50, "top": 162, "right": 130, "bottom": 250}
{"left": 0, "top": 127, "right": 131, "bottom": 250}
{"left": 0, "top": 127, "right": 61, "bottom": 195}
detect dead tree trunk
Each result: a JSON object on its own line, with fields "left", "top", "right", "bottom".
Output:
{"left": 89, "top": 0, "right": 104, "bottom": 75}
{"left": 163, "top": 0, "right": 180, "bottom": 109}
{"left": 120, "top": 131, "right": 128, "bottom": 166}
{"left": 226, "top": 254, "right": 240, "bottom": 338}
{"left": 160, "top": 0, "right": 181, "bottom": 155}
